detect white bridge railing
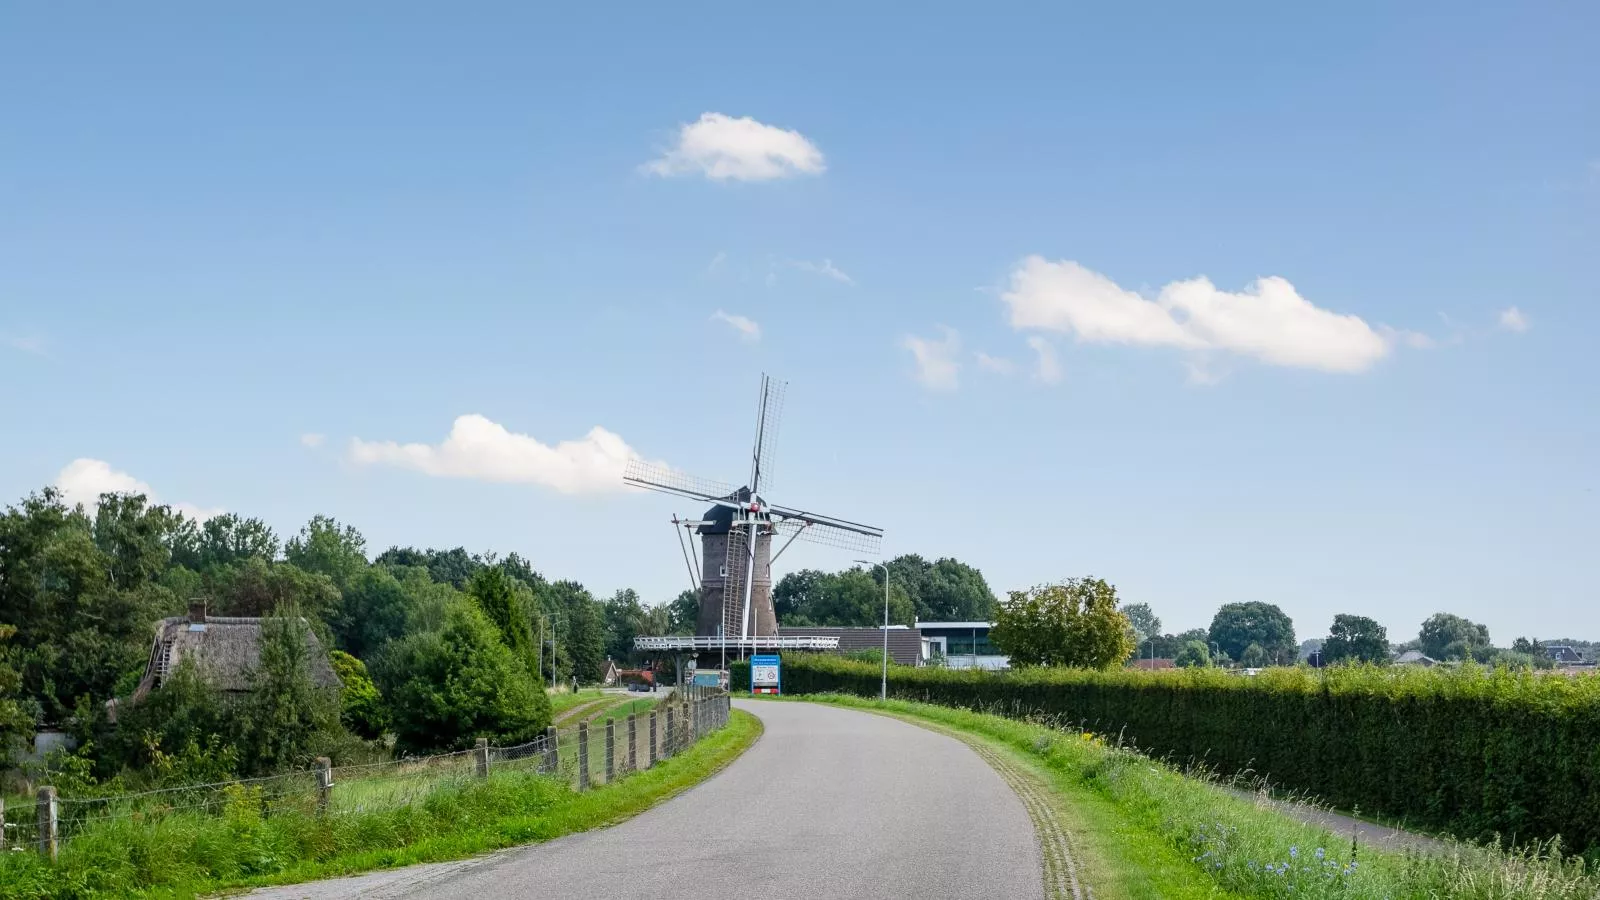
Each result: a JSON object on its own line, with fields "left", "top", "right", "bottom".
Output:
{"left": 633, "top": 635, "right": 840, "bottom": 651}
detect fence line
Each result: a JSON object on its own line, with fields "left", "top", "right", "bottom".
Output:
{"left": 9, "top": 687, "right": 732, "bottom": 862}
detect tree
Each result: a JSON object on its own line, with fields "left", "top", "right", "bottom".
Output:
{"left": 328, "top": 649, "right": 386, "bottom": 740}
{"left": 206, "top": 557, "right": 340, "bottom": 626}
{"left": 467, "top": 565, "right": 535, "bottom": 668}
{"left": 239, "top": 608, "right": 342, "bottom": 774}
{"left": 1322, "top": 614, "right": 1389, "bottom": 665}
{"left": 171, "top": 513, "right": 280, "bottom": 571}
{"left": 0, "top": 623, "right": 30, "bottom": 765}
{"left": 284, "top": 515, "right": 368, "bottom": 589}
{"left": 991, "top": 577, "right": 1134, "bottom": 670}
{"left": 1510, "top": 636, "right": 1540, "bottom": 656}
{"left": 372, "top": 601, "right": 551, "bottom": 754}
{"left": 1240, "top": 642, "right": 1269, "bottom": 667}
{"left": 603, "top": 588, "right": 648, "bottom": 663}
{"left": 1122, "top": 602, "right": 1161, "bottom": 655}
{"left": 1174, "top": 640, "right": 1211, "bottom": 668}
{"left": 330, "top": 568, "right": 414, "bottom": 660}
{"left": 878, "top": 554, "right": 997, "bottom": 622}
{"left": 773, "top": 568, "right": 913, "bottom": 628}
{"left": 1208, "top": 602, "right": 1296, "bottom": 666}
{"left": 666, "top": 589, "right": 698, "bottom": 634}
{"left": 544, "top": 580, "right": 605, "bottom": 683}
{"left": 376, "top": 545, "right": 483, "bottom": 589}
{"left": 1418, "top": 612, "right": 1490, "bottom": 660}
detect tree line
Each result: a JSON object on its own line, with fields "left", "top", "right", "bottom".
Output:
{"left": 0, "top": 487, "right": 686, "bottom": 784}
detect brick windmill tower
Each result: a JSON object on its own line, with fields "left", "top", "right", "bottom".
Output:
{"left": 626, "top": 375, "right": 883, "bottom": 657}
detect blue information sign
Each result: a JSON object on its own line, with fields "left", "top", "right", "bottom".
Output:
{"left": 749, "top": 654, "right": 781, "bottom": 695}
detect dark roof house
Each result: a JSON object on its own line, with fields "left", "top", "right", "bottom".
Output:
{"left": 129, "top": 600, "right": 341, "bottom": 704}
{"left": 1543, "top": 645, "right": 1586, "bottom": 665}
{"left": 778, "top": 626, "right": 925, "bottom": 666}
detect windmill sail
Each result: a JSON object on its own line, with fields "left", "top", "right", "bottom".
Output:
{"left": 749, "top": 375, "right": 786, "bottom": 495}
{"left": 623, "top": 459, "right": 738, "bottom": 505}
{"left": 772, "top": 516, "right": 883, "bottom": 556}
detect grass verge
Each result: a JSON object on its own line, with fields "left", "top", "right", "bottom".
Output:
{"left": 793, "top": 694, "right": 1600, "bottom": 900}
{"left": 0, "top": 709, "right": 760, "bottom": 900}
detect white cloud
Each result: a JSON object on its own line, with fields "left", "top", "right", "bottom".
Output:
{"left": 349, "top": 415, "right": 656, "bottom": 495}
{"left": 706, "top": 251, "right": 727, "bottom": 275}
{"left": 790, "top": 258, "right": 855, "bottom": 286}
{"left": 1498, "top": 306, "right": 1530, "bottom": 333}
{"left": 643, "top": 112, "right": 825, "bottom": 182}
{"left": 54, "top": 458, "right": 222, "bottom": 521}
{"left": 975, "top": 352, "right": 1016, "bottom": 375}
{"left": 903, "top": 327, "right": 961, "bottom": 391}
{"left": 1001, "top": 257, "right": 1394, "bottom": 374}
{"left": 710, "top": 309, "right": 761, "bottom": 342}
{"left": 1027, "top": 336, "right": 1062, "bottom": 384}
{"left": 4, "top": 334, "right": 46, "bottom": 355}
{"left": 300, "top": 433, "right": 327, "bottom": 448}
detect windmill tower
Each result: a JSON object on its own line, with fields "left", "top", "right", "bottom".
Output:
{"left": 627, "top": 375, "right": 883, "bottom": 655}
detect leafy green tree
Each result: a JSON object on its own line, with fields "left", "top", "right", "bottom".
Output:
{"left": 666, "top": 589, "right": 698, "bottom": 634}
{"left": 1418, "top": 612, "right": 1490, "bottom": 660}
{"left": 372, "top": 601, "right": 551, "bottom": 754}
{"left": 103, "top": 657, "right": 235, "bottom": 778}
{"left": 1174, "top": 640, "right": 1211, "bottom": 668}
{"left": 171, "top": 513, "right": 280, "bottom": 571}
{"left": 542, "top": 580, "right": 606, "bottom": 683}
{"left": 1322, "top": 614, "right": 1389, "bottom": 664}
{"left": 1240, "top": 642, "right": 1269, "bottom": 667}
{"left": 238, "top": 609, "right": 342, "bottom": 774}
{"left": 376, "top": 545, "right": 483, "bottom": 589}
{"left": 330, "top": 567, "right": 413, "bottom": 660}
{"left": 206, "top": 557, "right": 339, "bottom": 625}
{"left": 773, "top": 568, "right": 912, "bottom": 627}
{"left": 1122, "top": 602, "right": 1161, "bottom": 654}
{"left": 991, "top": 577, "right": 1134, "bottom": 669}
{"left": 468, "top": 565, "right": 535, "bottom": 667}
{"left": 1208, "top": 602, "right": 1296, "bottom": 666}
{"left": 0, "top": 623, "right": 31, "bottom": 765}
{"left": 876, "top": 554, "right": 997, "bottom": 622}
{"left": 328, "top": 649, "right": 387, "bottom": 740}
{"left": 91, "top": 493, "right": 182, "bottom": 590}
{"left": 603, "top": 588, "right": 648, "bottom": 662}
{"left": 284, "top": 515, "right": 368, "bottom": 588}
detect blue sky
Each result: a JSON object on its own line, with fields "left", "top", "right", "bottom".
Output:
{"left": 2, "top": 3, "right": 1595, "bottom": 644}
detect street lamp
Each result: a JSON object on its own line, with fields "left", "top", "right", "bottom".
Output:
{"left": 855, "top": 559, "right": 890, "bottom": 701}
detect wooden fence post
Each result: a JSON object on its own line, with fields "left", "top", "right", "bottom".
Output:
{"left": 314, "top": 757, "right": 332, "bottom": 817}
{"left": 578, "top": 722, "right": 590, "bottom": 790}
{"left": 605, "top": 717, "right": 616, "bottom": 784}
{"left": 665, "top": 706, "right": 676, "bottom": 759}
{"left": 0, "top": 796, "right": 6, "bottom": 852}
{"left": 544, "top": 726, "right": 558, "bottom": 774}
{"left": 648, "top": 712, "right": 658, "bottom": 768}
{"left": 475, "top": 737, "right": 490, "bottom": 778}
{"left": 627, "top": 714, "right": 637, "bottom": 774}
{"left": 36, "top": 787, "right": 57, "bottom": 862}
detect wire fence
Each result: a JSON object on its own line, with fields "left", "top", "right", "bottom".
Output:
{"left": 1, "top": 687, "right": 732, "bottom": 861}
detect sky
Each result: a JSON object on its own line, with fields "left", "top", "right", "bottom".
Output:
{"left": 1, "top": 3, "right": 1595, "bottom": 645}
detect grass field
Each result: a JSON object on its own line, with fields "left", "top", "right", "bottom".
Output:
{"left": 789, "top": 694, "right": 1600, "bottom": 900}
{"left": 0, "top": 708, "right": 760, "bottom": 900}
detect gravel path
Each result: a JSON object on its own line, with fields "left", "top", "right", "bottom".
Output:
{"left": 245, "top": 699, "right": 1043, "bottom": 900}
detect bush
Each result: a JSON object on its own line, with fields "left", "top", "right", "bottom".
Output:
{"left": 372, "top": 601, "right": 551, "bottom": 754}
{"left": 754, "top": 653, "right": 1600, "bottom": 853}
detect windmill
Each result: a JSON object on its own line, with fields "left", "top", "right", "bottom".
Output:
{"left": 626, "top": 375, "right": 883, "bottom": 656}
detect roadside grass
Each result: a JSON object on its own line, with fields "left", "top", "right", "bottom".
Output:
{"left": 548, "top": 688, "right": 605, "bottom": 717}
{"left": 0, "top": 710, "right": 760, "bottom": 900}
{"left": 793, "top": 694, "right": 1600, "bottom": 900}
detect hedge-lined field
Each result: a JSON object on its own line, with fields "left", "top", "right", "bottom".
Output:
{"left": 732, "top": 655, "right": 1600, "bottom": 853}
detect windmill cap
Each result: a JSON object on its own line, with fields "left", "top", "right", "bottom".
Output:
{"left": 696, "top": 487, "right": 753, "bottom": 535}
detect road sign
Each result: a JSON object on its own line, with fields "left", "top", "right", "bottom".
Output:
{"left": 750, "top": 654, "right": 781, "bottom": 695}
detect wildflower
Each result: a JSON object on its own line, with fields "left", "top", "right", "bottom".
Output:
{"left": 1314, "top": 847, "right": 1325, "bottom": 860}
{"left": 1290, "top": 845, "right": 1299, "bottom": 859}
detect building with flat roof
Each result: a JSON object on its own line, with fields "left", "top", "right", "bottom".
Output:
{"left": 916, "top": 621, "right": 1009, "bottom": 671}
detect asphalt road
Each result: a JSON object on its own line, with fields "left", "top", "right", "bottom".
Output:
{"left": 250, "top": 699, "right": 1042, "bottom": 900}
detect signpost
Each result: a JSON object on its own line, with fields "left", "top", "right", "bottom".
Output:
{"left": 750, "top": 654, "right": 781, "bottom": 695}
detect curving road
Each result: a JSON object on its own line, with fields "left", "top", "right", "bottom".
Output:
{"left": 251, "top": 699, "right": 1043, "bottom": 900}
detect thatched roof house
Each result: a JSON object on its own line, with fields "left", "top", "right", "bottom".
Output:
{"left": 129, "top": 600, "right": 341, "bottom": 704}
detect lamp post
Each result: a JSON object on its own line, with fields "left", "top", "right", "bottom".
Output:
{"left": 855, "top": 559, "right": 890, "bottom": 701}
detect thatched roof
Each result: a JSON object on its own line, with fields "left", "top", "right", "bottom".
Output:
{"left": 130, "top": 602, "right": 341, "bottom": 702}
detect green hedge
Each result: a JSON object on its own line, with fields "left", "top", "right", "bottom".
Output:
{"left": 741, "top": 654, "right": 1600, "bottom": 853}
